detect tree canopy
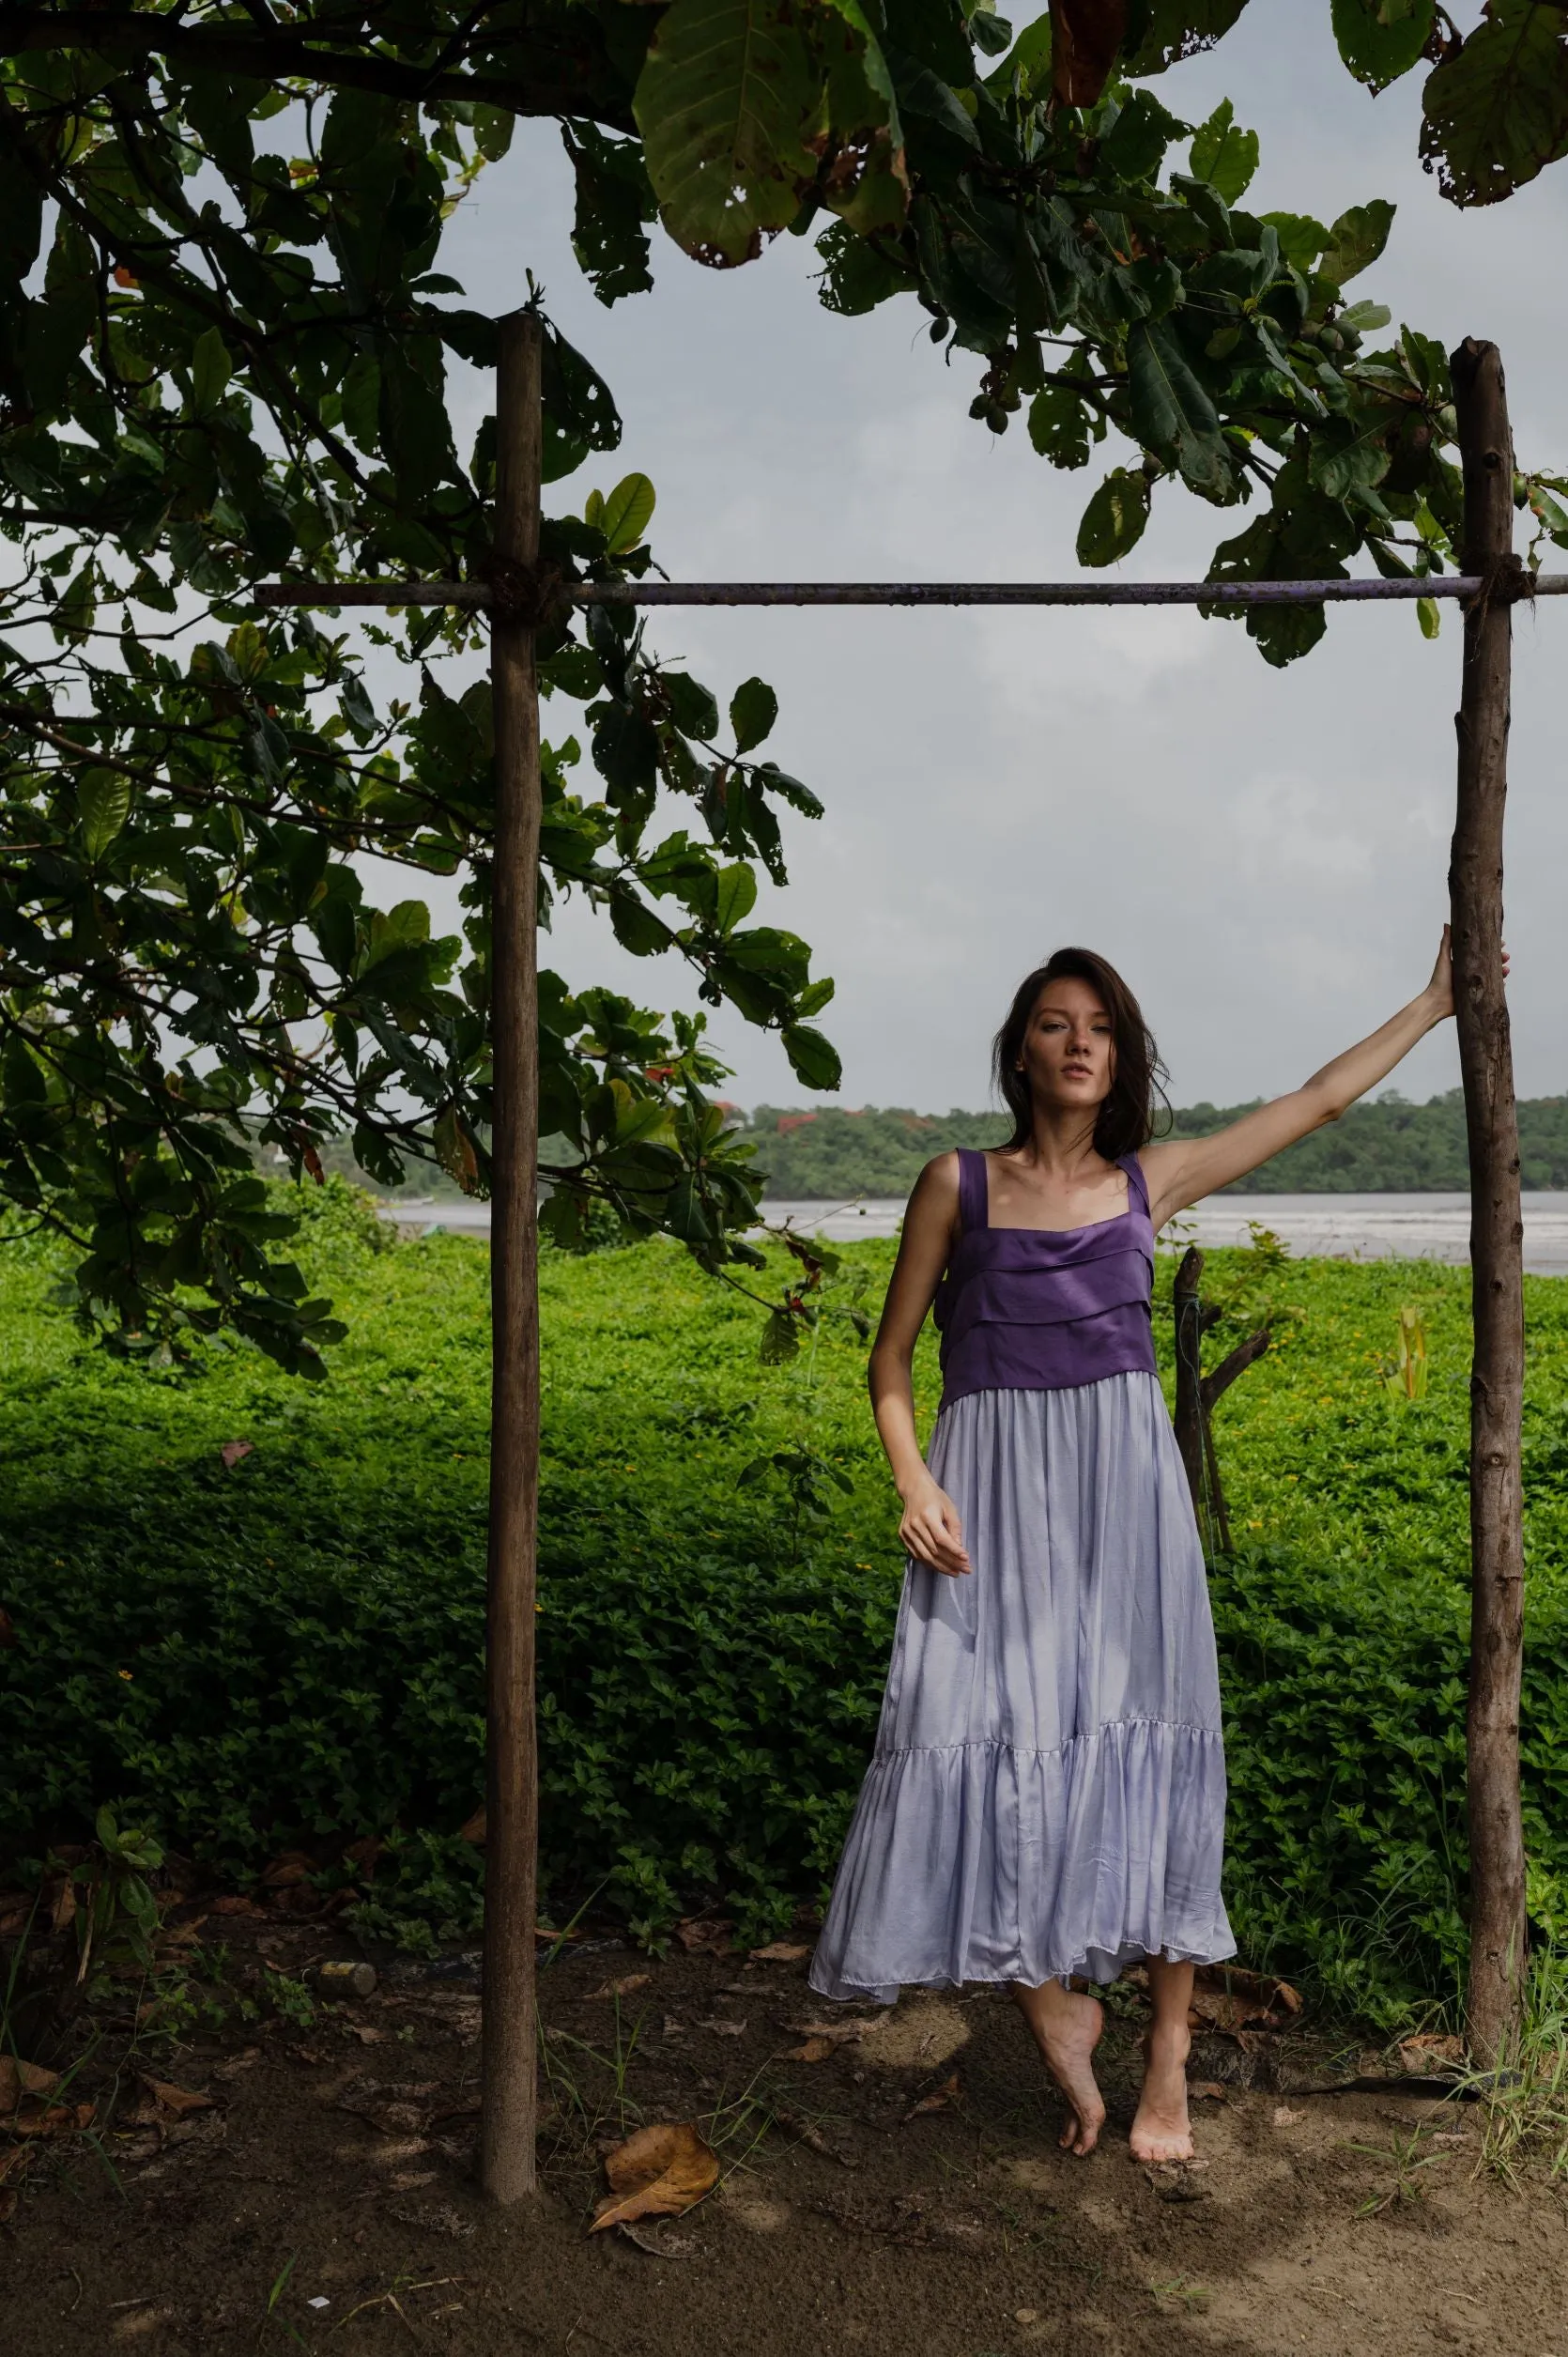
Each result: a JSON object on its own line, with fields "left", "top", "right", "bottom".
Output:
{"left": 3, "top": 0, "right": 1566, "bottom": 1370}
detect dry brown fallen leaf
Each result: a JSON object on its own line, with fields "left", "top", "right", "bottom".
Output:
{"left": 219, "top": 1439, "right": 254, "bottom": 1469}
{"left": 591, "top": 2122, "right": 719, "bottom": 2233}
{"left": 1185, "top": 1963, "right": 1303, "bottom": 2037}
{"left": 784, "top": 2037, "right": 836, "bottom": 2064}
{"left": 208, "top": 1895, "right": 266, "bottom": 1919}
{"left": 903, "top": 2072, "right": 961, "bottom": 2123}
{"left": 155, "top": 1916, "right": 208, "bottom": 1955}
{"left": 589, "top": 1973, "right": 652, "bottom": 2001}
{"left": 695, "top": 2018, "right": 746, "bottom": 2038}
{"left": 137, "top": 2075, "right": 214, "bottom": 2118}
{"left": 749, "top": 1941, "right": 811, "bottom": 1964}
{"left": 1398, "top": 2032, "right": 1463, "bottom": 2072}
{"left": 212, "top": 2048, "right": 262, "bottom": 2081}
{"left": 0, "top": 2057, "right": 58, "bottom": 2110}
{"left": 1188, "top": 2081, "right": 1229, "bottom": 2103}
{"left": 674, "top": 1918, "right": 734, "bottom": 1956}
{"left": 11, "top": 2101, "right": 94, "bottom": 2138}
{"left": 260, "top": 1853, "right": 313, "bottom": 1888}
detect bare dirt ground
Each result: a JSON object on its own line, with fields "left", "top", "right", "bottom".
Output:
{"left": 4, "top": 1905, "right": 1564, "bottom": 2357}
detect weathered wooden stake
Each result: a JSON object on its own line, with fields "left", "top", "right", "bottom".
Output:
{"left": 480, "top": 308, "right": 544, "bottom": 2202}
{"left": 1171, "top": 1244, "right": 1270, "bottom": 1556}
{"left": 1451, "top": 336, "right": 1529, "bottom": 2067}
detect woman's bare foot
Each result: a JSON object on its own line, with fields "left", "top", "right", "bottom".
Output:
{"left": 1130, "top": 2017, "right": 1193, "bottom": 2162}
{"left": 1012, "top": 1982, "right": 1106, "bottom": 2156}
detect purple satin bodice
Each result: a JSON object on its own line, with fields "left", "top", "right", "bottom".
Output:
{"left": 932, "top": 1148, "right": 1158, "bottom": 1408}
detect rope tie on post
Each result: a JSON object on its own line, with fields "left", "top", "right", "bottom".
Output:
{"left": 1463, "top": 549, "right": 1532, "bottom": 621}
{"left": 480, "top": 553, "right": 569, "bottom": 632}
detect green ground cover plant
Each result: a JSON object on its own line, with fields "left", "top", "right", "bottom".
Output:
{"left": 3, "top": 1182, "right": 1567, "bottom": 2024}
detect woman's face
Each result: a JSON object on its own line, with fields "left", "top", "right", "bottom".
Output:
{"left": 1018, "top": 977, "right": 1115, "bottom": 1119}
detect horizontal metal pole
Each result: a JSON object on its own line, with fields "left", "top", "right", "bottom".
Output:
{"left": 252, "top": 573, "right": 1568, "bottom": 611}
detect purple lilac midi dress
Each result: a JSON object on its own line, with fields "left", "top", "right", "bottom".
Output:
{"left": 807, "top": 1148, "right": 1235, "bottom": 2003}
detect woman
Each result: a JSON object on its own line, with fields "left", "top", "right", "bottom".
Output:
{"left": 807, "top": 932, "right": 1464, "bottom": 2163}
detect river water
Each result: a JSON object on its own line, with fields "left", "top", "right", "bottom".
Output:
{"left": 382, "top": 1189, "right": 1568, "bottom": 1275}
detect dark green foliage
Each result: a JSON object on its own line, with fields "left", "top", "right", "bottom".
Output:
{"left": 5, "top": 1209, "right": 1568, "bottom": 2010}
{"left": 744, "top": 1092, "right": 1568, "bottom": 1197}
{"left": 0, "top": 51, "right": 838, "bottom": 1379}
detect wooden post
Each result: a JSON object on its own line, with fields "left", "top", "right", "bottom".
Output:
{"left": 1451, "top": 336, "right": 1529, "bottom": 2067}
{"left": 1173, "top": 1247, "right": 1208, "bottom": 1515}
{"left": 1171, "top": 1243, "right": 1270, "bottom": 1555}
{"left": 480, "top": 308, "right": 544, "bottom": 2202}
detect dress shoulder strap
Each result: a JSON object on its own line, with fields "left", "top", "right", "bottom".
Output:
{"left": 1117, "top": 1150, "right": 1150, "bottom": 1218}
{"left": 955, "top": 1148, "right": 990, "bottom": 1235}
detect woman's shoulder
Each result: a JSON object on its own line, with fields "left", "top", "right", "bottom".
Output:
{"left": 913, "top": 1148, "right": 964, "bottom": 1202}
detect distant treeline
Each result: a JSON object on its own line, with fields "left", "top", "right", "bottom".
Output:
{"left": 745, "top": 1092, "right": 1568, "bottom": 1197}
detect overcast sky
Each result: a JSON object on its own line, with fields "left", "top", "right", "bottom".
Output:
{"left": 420, "top": 0, "right": 1568, "bottom": 1116}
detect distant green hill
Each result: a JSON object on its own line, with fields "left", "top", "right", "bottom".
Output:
{"left": 745, "top": 1091, "right": 1568, "bottom": 1197}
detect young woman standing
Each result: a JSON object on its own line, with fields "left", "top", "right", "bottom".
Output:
{"left": 807, "top": 935, "right": 1465, "bottom": 2162}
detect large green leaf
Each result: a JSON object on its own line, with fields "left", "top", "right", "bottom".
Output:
{"left": 782, "top": 1023, "right": 842, "bottom": 1090}
{"left": 986, "top": 9, "right": 1054, "bottom": 97}
{"left": 1258, "top": 210, "right": 1330, "bottom": 272}
{"left": 1317, "top": 197, "right": 1396, "bottom": 285}
{"left": 1419, "top": 0, "right": 1568, "bottom": 206}
{"left": 1028, "top": 379, "right": 1096, "bottom": 468}
{"left": 1121, "top": 0, "right": 1250, "bottom": 74}
{"left": 661, "top": 670, "right": 720, "bottom": 740}
{"left": 1307, "top": 416, "right": 1391, "bottom": 501}
{"left": 77, "top": 769, "right": 131, "bottom": 858}
{"left": 1076, "top": 467, "right": 1151, "bottom": 565}
{"left": 1189, "top": 99, "right": 1258, "bottom": 204}
{"left": 562, "top": 121, "right": 656, "bottom": 306}
{"left": 599, "top": 470, "right": 657, "bottom": 553}
{"left": 189, "top": 326, "right": 233, "bottom": 415}
{"left": 730, "top": 677, "right": 778, "bottom": 752}
{"left": 1126, "top": 318, "right": 1229, "bottom": 496}
{"left": 714, "top": 863, "right": 758, "bottom": 936}
{"left": 1330, "top": 0, "right": 1434, "bottom": 93}
{"left": 635, "top": 0, "right": 835, "bottom": 265}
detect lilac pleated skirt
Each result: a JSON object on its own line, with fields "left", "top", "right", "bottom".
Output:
{"left": 808, "top": 1371, "right": 1236, "bottom": 2002}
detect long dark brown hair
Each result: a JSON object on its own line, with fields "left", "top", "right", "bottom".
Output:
{"left": 991, "top": 947, "right": 1169, "bottom": 1161}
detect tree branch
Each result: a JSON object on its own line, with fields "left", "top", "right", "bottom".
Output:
{"left": 0, "top": 8, "right": 637, "bottom": 132}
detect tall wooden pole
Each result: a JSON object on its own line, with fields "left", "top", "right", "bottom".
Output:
{"left": 1451, "top": 336, "right": 1528, "bottom": 2066}
{"left": 480, "top": 308, "right": 543, "bottom": 2201}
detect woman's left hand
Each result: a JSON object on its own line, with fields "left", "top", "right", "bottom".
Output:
{"left": 1425, "top": 921, "right": 1510, "bottom": 1023}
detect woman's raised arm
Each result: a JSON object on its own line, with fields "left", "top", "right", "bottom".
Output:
{"left": 1141, "top": 929, "right": 1469, "bottom": 1233}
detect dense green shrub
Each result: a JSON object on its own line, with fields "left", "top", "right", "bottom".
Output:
{"left": 3, "top": 1195, "right": 1568, "bottom": 2016}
